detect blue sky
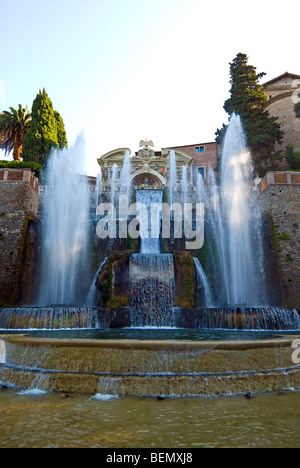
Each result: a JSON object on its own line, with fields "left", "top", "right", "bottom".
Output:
{"left": 1, "top": 0, "right": 299, "bottom": 175}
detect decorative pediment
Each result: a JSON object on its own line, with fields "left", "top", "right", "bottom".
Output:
{"left": 97, "top": 148, "right": 131, "bottom": 168}
{"left": 97, "top": 142, "right": 194, "bottom": 189}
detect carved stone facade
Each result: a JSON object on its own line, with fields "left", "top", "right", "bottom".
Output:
{"left": 264, "top": 72, "right": 300, "bottom": 152}
{"left": 97, "top": 142, "right": 194, "bottom": 190}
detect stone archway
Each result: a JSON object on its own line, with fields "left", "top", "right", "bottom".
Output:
{"left": 131, "top": 172, "right": 163, "bottom": 189}
{"left": 130, "top": 169, "right": 166, "bottom": 188}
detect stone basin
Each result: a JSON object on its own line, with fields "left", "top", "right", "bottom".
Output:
{"left": 0, "top": 334, "right": 300, "bottom": 397}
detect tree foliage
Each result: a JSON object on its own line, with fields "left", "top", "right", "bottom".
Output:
{"left": 54, "top": 110, "right": 68, "bottom": 150}
{"left": 0, "top": 105, "right": 31, "bottom": 161}
{"left": 22, "top": 88, "right": 67, "bottom": 166}
{"left": 216, "top": 53, "right": 284, "bottom": 176}
{"left": 286, "top": 145, "right": 300, "bottom": 170}
{"left": 295, "top": 92, "right": 300, "bottom": 120}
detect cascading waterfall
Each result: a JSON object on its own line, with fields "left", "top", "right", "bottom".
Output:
{"left": 128, "top": 189, "right": 176, "bottom": 327}
{"left": 86, "top": 257, "right": 108, "bottom": 306}
{"left": 129, "top": 254, "right": 175, "bottom": 327}
{"left": 193, "top": 258, "right": 213, "bottom": 307}
{"left": 0, "top": 307, "right": 100, "bottom": 329}
{"left": 196, "top": 307, "right": 300, "bottom": 330}
{"left": 136, "top": 189, "right": 163, "bottom": 254}
{"left": 38, "top": 134, "right": 90, "bottom": 306}
{"left": 0, "top": 339, "right": 5, "bottom": 364}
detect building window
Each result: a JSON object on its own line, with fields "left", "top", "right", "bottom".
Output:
{"left": 197, "top": 167, "right": 206, "bottom": 179}
{"left": 195, "top": 146, "right": 205, "bottom": 154}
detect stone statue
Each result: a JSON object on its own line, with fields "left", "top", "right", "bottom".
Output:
{"left": 139, "top": 139, "right": 154, "bottom": 149}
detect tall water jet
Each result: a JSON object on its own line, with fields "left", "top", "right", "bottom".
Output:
{"left": 95, "top": 169, "right": 102, "bottom": 220}
{"left": 181, "top": 165, "right": 189, "bottom": 206}
{"left": 206, "top": 114, "right": 268, "bottom": 306}
{"left": 38, "top": 134, "right": 90, "bottom": 306}
{"left": 110, "top": 164, "right": 118, "bottom": 206}
{"left": 120, "top": 150, "right": 132, "bottom": 210}
{"left": 168, "top": 150, "right": 177, "bottom": 207}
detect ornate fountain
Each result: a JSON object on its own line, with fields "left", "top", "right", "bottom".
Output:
{"left": 0, "top": 118, "right": 300, "bottom": 397}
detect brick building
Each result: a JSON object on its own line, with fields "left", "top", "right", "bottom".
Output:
{"left": 163, "top": 141, "right": 220, "bottom": 180}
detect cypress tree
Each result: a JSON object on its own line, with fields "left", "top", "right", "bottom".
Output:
{"left": 22, "top": 88, "right": 67, "bottom": 166}
{"left": 54, "top": 110, "right": 68, "bottom": 150}
{"left": 216, "top": 53, "right": 284, "bottom": 176}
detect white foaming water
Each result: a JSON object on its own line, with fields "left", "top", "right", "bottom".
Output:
{"left": 220, "top": 114, "right": 256, "bottom": 305}
{"left": 0, "top": 339, "right": 6, "bottom": 363}
{"left": 90, "top": 394, "right": 119, "bottom": 401}
{"left": 38, "top": 133, "right": 90, "bottom": 306}
{"left": 17, "top": 388, "right": 49, "bottom": 396}
{"left": 17, "top": 373, "right": 51, "bottom": 395}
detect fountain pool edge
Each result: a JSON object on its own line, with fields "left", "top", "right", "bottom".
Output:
{"left": 1, "top": 334, "right": 300, "bottom": 396}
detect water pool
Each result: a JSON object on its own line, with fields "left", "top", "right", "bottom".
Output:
{"left": 0, "top": 388, "right": 299, "bottom": 448}
{"left": 1, "top": 327, "right": 298, "bottom": 341}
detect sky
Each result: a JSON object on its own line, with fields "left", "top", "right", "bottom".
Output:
{"left": 0, "top": 0, "right": 299, "bottom": 176}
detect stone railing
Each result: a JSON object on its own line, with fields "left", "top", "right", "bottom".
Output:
{"left": 258, "top": 171, "right": 300, "bottom": 193}
{"left": 0, "top": 169, "right": 40, "bottom": 194}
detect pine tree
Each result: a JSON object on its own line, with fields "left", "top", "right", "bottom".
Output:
{"left": 216, "top": 53, "right": 284, "bottom": 176}
{"left": 22, "top": 89, "right": 67, "bottom": 166}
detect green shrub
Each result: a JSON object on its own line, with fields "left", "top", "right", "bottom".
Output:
{"left": 0, "top": 160, "right": 42, "bottom": 178}
{"left": 279, "top": 232, "right": 290, "bottom": 241}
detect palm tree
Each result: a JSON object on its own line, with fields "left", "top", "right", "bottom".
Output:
{"left": 0, "top": 105, "right": 31, "bottom": 161}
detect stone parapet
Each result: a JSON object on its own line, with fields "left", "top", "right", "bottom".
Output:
{"left": 258, "top": 171, "right": 300, "bottom": 193}
{"left": 0, "top": 169, "right": 40, "bottom": 195}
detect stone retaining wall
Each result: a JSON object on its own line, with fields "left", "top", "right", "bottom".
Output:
{"left": 259, "top": 183, "right": 300, "bottom": 309}
{"left": 0, "top": 174, "right": 40, "bottom": 306}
